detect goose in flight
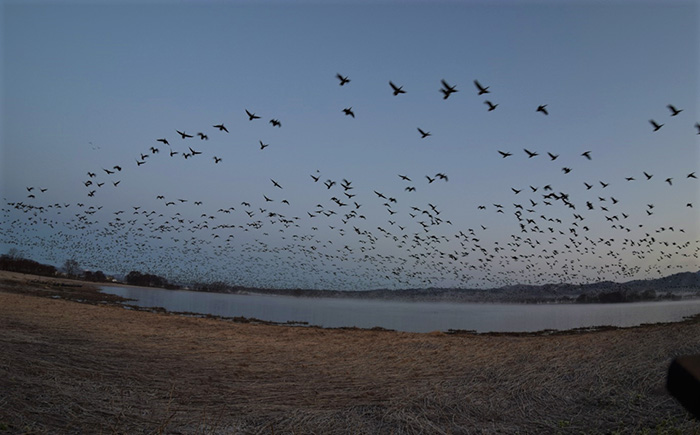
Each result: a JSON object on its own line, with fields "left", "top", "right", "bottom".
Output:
{"left": 157, "top": 138, "right": 169, "bottom": 146}
{"left": 213, "top": 124, "right": 228, "bottom": 133}
{"left": 474, "top": 80, "right": 490, "bottom": 95}
{"left": 524, "top": 148, "right": 539, "bottom": 158}
{"left": 342, "top": 107, "right": 355, "bottom": 118}
{"left": 417, "top": 128, "right": 431, "bottom": 138}
{"left": 536, "top": 105, "right": 548, "bottom": 115}
{"left": 398, "top": 174, "right": 411, "bottom": 181}
{"left": 547, "top": 152, "right": 559, "bottom": 161}
{"left": 213, "top": 156, "right": 222, "bottom": 164}
{"left": 269, "top": 119, "right": 281, "bottom": 128}
{"left": 271, "top": 179, "right": 283, "bottom": 189}
{"left": 649, "top": 119, "right": 663, "bottom": 131}
{"left": 336, "top": 74, "right": 350, "bottom": 86}
{"left": 246, "top": 109, "right": 260, "bottom": 121}
{"left": 484, "top": 100, "right": 498, "bottom": 111}
{"left": 197, "top": 132, "right": 208, "bottom": 140}
{"left": 176, "top": 130, "right": 193, "bottom": 139}
{"left": 440, "top": 79, "right": 458, "bottom": 99}
{"left": 498, "top": 150, "right": 512, "bottom": 158}
{"left": 667, "top": 104, "right": 683, "bottom": 116}
{"left": 389, "top": 81, "right": 406, "bottom": 96}
{"left": 188, "top": 147, "right": 202, "bottom": 156}
{"left": 581, "top": 151, "right": 592, "bottom": 160}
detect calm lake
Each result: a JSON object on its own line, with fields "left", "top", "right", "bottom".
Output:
{"left": 100, "top": 286, "right": 700, "bottom": 333}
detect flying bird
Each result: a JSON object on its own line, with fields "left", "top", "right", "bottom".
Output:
{"left": 259, "top": 140, "right": 269, "bottom": 150}
{"left": 581, "top": 151, "right": 592, "bottom": 160}
{"left": 484, "top": 100, "right": 498, "bottom": 111}
{"left": 213, "top": 123, "right": 228, "bottom": 132}
{"left": 667, "top": 104, "right": 683, "bottom": 116}
{"left": 197, "top": 132, "right": 208, "bottom": 140}
{"left": 649, "top": 119, "right": 663, "bottom": 131}
{"left": 342, "top": 107, "right": 355, "bottom": 118}
{"left": 440, "top": 79, "right": 458, "bottom": 99}
{"left": 417, "top": 128, "right": 431, "bottom": 138}
{"left": 389, "top": 81, "right": 406, "bottom": 96}
{"left": 536, "top": 105, "right": 548, "bottom": 115}
{"left": 188, "top": 147, "right": 202, "bottom": 156}
{"left": 269, "top": 119, "right": 281, "bottom": 128}
{"left": 336, "top": 74, "right": 350, "bottom": 86}
{"left": 246, "top": 109, "right": 261, "bottom": 121}
{"left": 498, "top": 150, "right": 512, "bottom": 158}
{"left": 176, "top": 130, "right": 193, "bottom": 139}
{"left": 473, "top": 80, "right": 490, "bottom": 95}
{"left": 547, "top": 152, "right": 559, "bottom": 161}
{"left": 524, "top": 149, "right": 539, "bottom": 158}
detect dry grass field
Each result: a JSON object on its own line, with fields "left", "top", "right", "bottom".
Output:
{"left": 1, "top": 270, "right": 699, "bottom": 434}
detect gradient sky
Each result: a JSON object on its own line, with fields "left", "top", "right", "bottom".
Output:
{"left": 1, "top": 0, "right": 698, "bottom": 290}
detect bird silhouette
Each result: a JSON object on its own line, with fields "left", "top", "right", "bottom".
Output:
{"left": 336, "top": 74, "right": 350, "bottom": 86}
{"left": 176, "top": 130, "right": 193, "bottom": 139}
{"left": 667, "top": 104, "right": 683, "bottom": 116}
{"left": 649, "top": 119, "right": 664, "bottom": 131}
{"left": 259, "top": 140, "right": 269, "bottom": 150}
{"left": 484, "top": 100, "right": 498, "bottom": 111}
{"left": 197, "top": 132, "right": 208, "bottom": 140}
{"left": 498, "top": 150, "right": 512, "bottom": 158}
{"left": 188, "top": 147, "right": 202, "bottom": 156}
{"left": 417, "top": 128, "right": 431, "bottom": 138}
{"left": 269, "top": 119, "right": 281, "bottom": 128}
{"left": 440, "top": 79, "right": 458, "bottom": 99}
{"left": 474, "top": 80, "right": 490, "bottom": 95}
{"left": 342, "top": 107, "right": 355, "bottom": 118}
{"left": 524, "top": 149, "right": 539, "bottom": 158}
{"left": 389, "top": 81, "right": 406, "bottom": 96}
{"left": 213, "top": 124, "right": 228, "bottom": 132}
{"left": 246, "top": 110, "right": 260, "bottom": 121}
{"left": 581, "top": 151, "right": 592, "bottom": 160}
{"left": 537, "top": 105, "right": 548, "bottom": 115}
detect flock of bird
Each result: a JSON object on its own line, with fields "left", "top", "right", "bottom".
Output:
{"left": 3, "top": 73, "right": 699, "bottom": 290}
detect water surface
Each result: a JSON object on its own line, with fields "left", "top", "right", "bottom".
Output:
{"left": 101, "top": 285, "right": 700, "bottom": 333}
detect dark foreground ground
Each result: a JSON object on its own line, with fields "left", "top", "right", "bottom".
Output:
{"left": 1, "top": 270, "right": 699, "bottom": 434}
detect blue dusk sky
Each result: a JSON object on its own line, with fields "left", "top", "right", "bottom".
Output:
{"left": 1, "top": 0, "right": 698, "bottom": 290}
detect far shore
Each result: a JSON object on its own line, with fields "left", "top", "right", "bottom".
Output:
{"left": 1, "top": 269, "right": 700, "bottom": 433}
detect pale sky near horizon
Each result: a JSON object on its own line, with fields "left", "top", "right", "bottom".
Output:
{"left": 1, "top": 0, "right": 698, "bottom": 290}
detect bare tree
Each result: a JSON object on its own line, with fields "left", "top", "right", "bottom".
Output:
{"left": 62, "top": 259, "right": 81, "bottom": 277}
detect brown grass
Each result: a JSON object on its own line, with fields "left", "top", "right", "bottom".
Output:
{"left": 0, "top": 270, "right": 699, "bottom": 434}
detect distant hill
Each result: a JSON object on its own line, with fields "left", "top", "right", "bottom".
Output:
{"left": 232, "top": 270, "right": 700, "bottom": 304}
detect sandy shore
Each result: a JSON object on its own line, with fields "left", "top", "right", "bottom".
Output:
{"left": 1, "top": 271, "right": 699, "bottom": 434}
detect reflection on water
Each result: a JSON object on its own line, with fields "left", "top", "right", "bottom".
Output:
{"left": 101, "top": 286, "right": 700, "bottom": 333}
